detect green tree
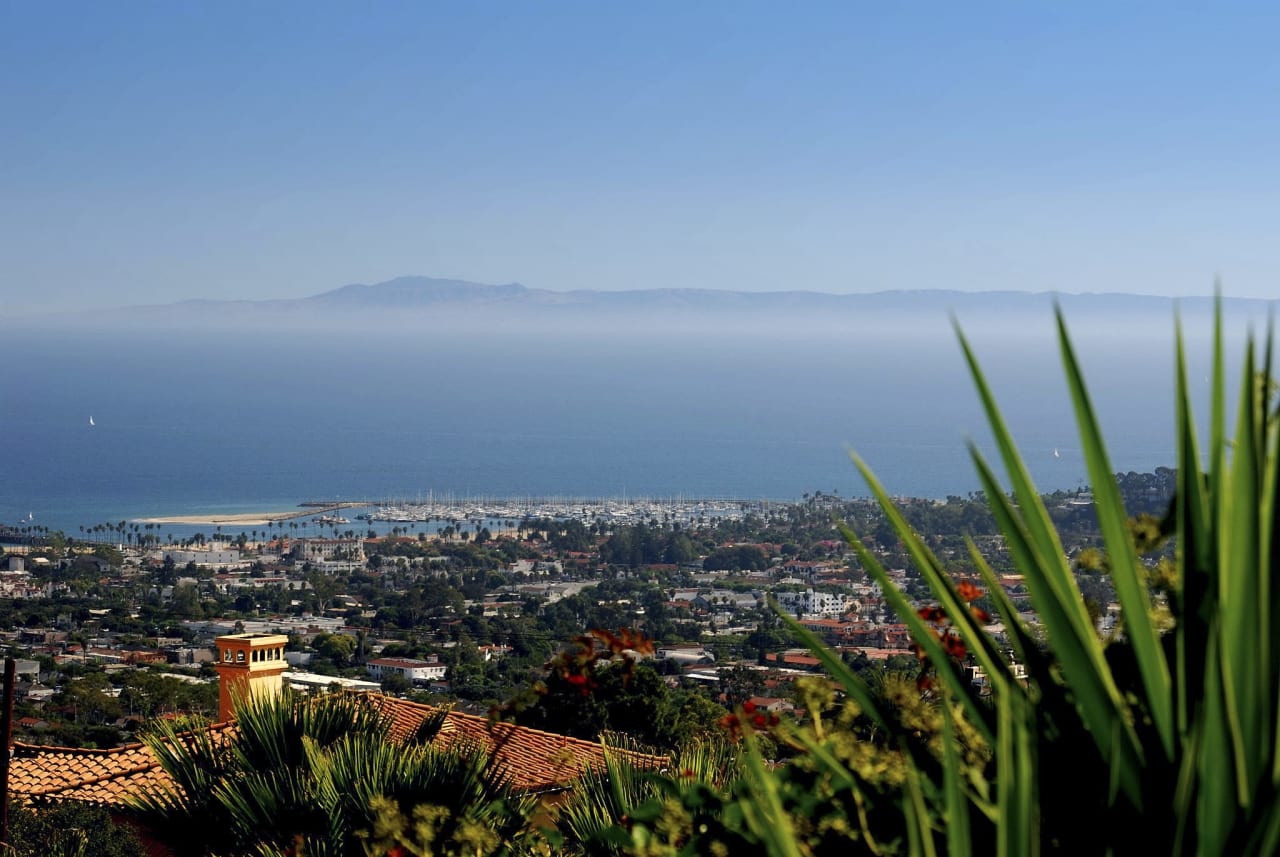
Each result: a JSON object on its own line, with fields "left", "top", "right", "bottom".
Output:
{"left": 55, "top": 672, "right": 123, "bottom": 727}
{"left": 718, "top": 663, "right": 767, "bottom": 708}
{"left": 380, "top": 671, "right": 412, "bottom": 695}
{"left": 170, "top": 581, "right": 203, "bottom": 618}
{"left": 312, "top": 632, "right": 358, "bottom": 667}
{"left": 702, "top": 545, "right": 767, "bottom": 572}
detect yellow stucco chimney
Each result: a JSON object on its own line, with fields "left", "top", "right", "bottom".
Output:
{"left": 213, "top": 632, "right": 289, "bottom": 722}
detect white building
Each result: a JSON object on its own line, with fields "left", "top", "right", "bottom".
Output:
{"left": 292, "top": 538, "right": 365, "bottom": 563}
{"left": 0, "top": 570, "right": 49, "bottom": 599}
{"left": 366, "top": 656, "right": 448, "bottom": 684}
{"left": 164, "top": 548, "right": 243, "bottom": 567}
{"left": 773, "top": 588, "right": 851, "bottom": 616}
{"left": 284, "top": 671, "right": 381, "bottom": 693}
{"left": 656, "top": 645, "right": 716, "bottom": 666}
{"left": 507, "top": 559, "right": 563, "bottom": 576}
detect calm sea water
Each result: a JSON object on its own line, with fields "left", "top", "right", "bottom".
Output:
{"left": 0, "top": 310, "right": 1235, "bottom": 536}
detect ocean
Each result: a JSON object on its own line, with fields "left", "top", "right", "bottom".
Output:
{"left": 0, "top": 306, "right": 1241, "bottom": 537}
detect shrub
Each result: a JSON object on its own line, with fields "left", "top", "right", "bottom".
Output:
{"left": 610, "top": 303, "right": 1280, "bottom": 855}
{"left": 7, "top": 800, "right": 147, "bottom": 857}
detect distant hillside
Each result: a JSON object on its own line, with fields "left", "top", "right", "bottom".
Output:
{"left": 303, "top": 276, "right": 1254, "bottom": 313}
{"left": 307, "top": 277, "right": 531, "bottom": 307}
{"left": 40, "top": 276, "right": 1276, "bottom": 333}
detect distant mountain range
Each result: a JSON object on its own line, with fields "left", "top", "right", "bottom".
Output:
{"left": 301, "top": 277, "right": 1257, "bottom": 312}
{"left": 43, "top": 276, "right": 1277, "bottom": 332}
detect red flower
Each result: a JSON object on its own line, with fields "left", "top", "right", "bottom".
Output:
{"left": 917, "top": 605, "right": 946, "bottom": 624}
{"left": 971, "top": 607, "right": 991, "bottom": 623}
{"left": 942, "top": 632, "right": 968, "bottom": 660}
{"left": 956, "top": 581, "right": 984, "bottom": 603}
{"left": 742, "top": 700, "right": 757, "bottom": 714}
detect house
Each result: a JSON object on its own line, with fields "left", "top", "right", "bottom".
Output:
{"left": 479, "top": 644, "right": 511, "bottom": 661}
{"left": 8, "top": 632, "right": 664, "bottom": 809}
{"left": 0, "top": 571, "right": 59, "bottom": 598}
{"left": 796, "top": 617, "right": 862, "bottom": 643}
{"left": 73, "top": 555, "right": 113, "bottom": 574}
{"left": 746, "top": 696, "right": 797, "bottom": 714}
{"left": 366, "top": 656, "right": 448, "bottom": 684}
{"left": 765, "top": 650, "right": 824, "bottom": 671}
{"left": 13, "top": 659, "right": 41, "bottom": 680}
{"left": 781, "top": 560, "right": 841, "bottom": 580}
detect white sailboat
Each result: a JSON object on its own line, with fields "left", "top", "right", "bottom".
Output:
{"left": 1053, "top": 448, "right": 1060, "bottom": 459}
{"left": 88, "top": 416, "right": 95, "bottom": 426}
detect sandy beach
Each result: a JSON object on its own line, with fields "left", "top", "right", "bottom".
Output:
{"left": 134, "top": 512, "right": 299, "bottom": 526}
{"left": 134, "top": 504, "right": 357, "bottom": 526}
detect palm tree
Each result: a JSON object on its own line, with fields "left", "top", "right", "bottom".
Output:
{"left": 129, "top": 690, "right": 535, "bottom": 857}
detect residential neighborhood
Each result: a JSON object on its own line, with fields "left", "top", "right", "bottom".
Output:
{"left": 0, "top": 473, "right": 1173, "bottom": 754}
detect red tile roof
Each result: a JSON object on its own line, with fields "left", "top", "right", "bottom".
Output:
{"left": 9, "top": 694, "right": 664, "bottom": 806}
{"left": 371, "top": 696, "right": 662, "bottom": 792}
{"left": 9, "top": 723, "right": 236, "bottom": 806}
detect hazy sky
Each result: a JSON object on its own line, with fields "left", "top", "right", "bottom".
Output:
{"left": 4, "top": 3, "right": 1280, "bottom": 313}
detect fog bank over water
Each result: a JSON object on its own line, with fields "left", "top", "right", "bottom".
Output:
{"left": 2, "top": 285, "right": 1272, "bottom": 530}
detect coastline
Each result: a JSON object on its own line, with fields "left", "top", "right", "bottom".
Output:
{"left": 134, "top": 512, "right": 298, "bottom": 526}
{"left": 134, "top": 504, "right": 357, "bottom": 527}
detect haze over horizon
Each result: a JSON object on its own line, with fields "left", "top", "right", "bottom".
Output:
{"left": 21, "top": 273, "right": 1276, "bottom": 317}
{"left": 4, "top": 4, "right": 1280, "bottom": 315}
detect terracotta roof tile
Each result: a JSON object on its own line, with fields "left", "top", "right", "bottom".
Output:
{"left": 11, "top": 741, "right": 170, "bottom": 805}
{"left": 371, "top": 695, "right": 664, "bottom": 792}
{"left": 9, "top": 722, "right": 239, "bottom": 806}
{"left": 10, "top": 694, "right": 665, "bottom": 806}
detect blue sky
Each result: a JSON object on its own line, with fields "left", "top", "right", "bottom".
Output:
{"left": 4, "top": 2, "right": 1280, "bottom": 312}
